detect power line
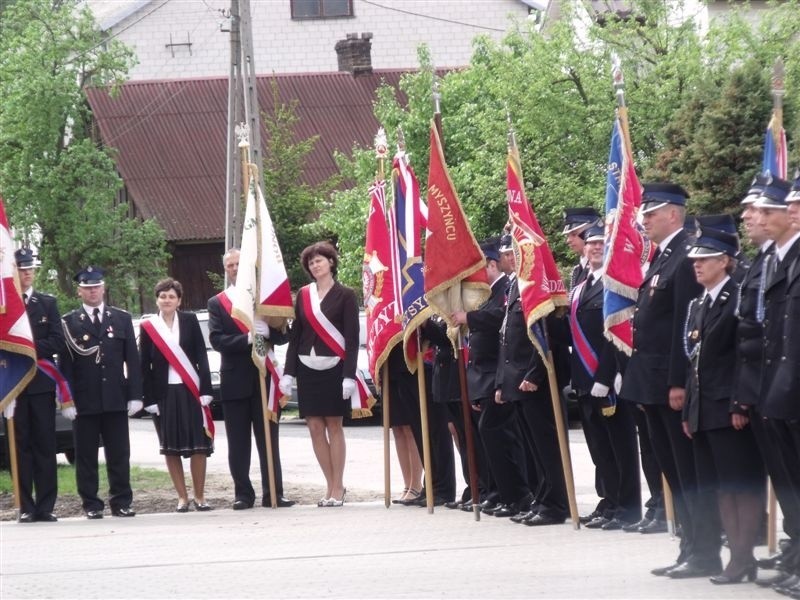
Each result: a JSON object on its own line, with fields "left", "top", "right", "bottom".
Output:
{"left": 357, "top": 0, "right": 506, "bottom": 33}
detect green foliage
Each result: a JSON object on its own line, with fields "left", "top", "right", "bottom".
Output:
{"left": 325, "top": 0, "right": 800, "bottom": 269}
{"left": 0, "top": 0, "right": 167, "bottom": 312}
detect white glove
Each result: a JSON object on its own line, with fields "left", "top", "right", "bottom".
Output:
{"left": 342, "top": 378, "right": 356, "bottom": 400}
{"left": 279, "top": 374, "right": 294, "bottom": 397}
{"left": 144, "top": 404, "right": 160, "bottom": 415}
{"left": 127, "top": 400, "right": 143, "bottom": 416}
{"left": 62, "top": 405, "right": 77, "bottom": 421}
{"left": 590, "top": 382, "right": 610, "bottom": 398}
{"left": 3, "top": 399, "right": 16, "bottom": 419}
{"left": 254, "top": 320, "right": 270, "bottom": 338}
{"left": 614, "top": 373, "right": 622, "bottom": 395}
{"left": 199, "top": 395, "right": 213, "bottom": 407}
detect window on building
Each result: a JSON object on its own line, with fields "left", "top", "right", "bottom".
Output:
{"left": 291, "top": 0, "right": 353, "bottom": 19}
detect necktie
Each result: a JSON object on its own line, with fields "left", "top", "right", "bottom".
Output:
{"left": 769, "top": 255, "right": 781, "bottom": 286}
{"left": 92, "top": 307, "right": 102, "bottom": 336}
{"left": 698, "top": 295, "right": 712, "bottom": 331}
{"left": 580, "top": 274, "right": 594, "bottom": 302}
{"left": 22, "top": 293, "right": 28, "bottom": 304}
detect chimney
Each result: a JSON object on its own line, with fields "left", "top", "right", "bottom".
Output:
{"left": 335, "top": 32, "right": 373, "bottom": 76}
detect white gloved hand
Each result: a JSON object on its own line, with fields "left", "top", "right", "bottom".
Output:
{"left": 3, "top": 399, "right": 16, "bottom": 419}
{"left": 127, "top": 400, "right": 143, "bottom": 417}
{"left": 144, "top": 404, "right": 160, "bottom": 415}
{"left": 61, "top": 405, "right": 77, "bottom": 421}
{"left": 613, "top": 373, "right": 622, "bottom": 395}
{"left": 254, "top": 320, "right": 270, "bottom": 338}
{"left": 199, "top": 395, "right": 213, "bottom": 407}
{"left": 279, "top": 375, "right": 294, "bottom": 397}
{"left": 342, "top": 378, "right": 357, "bottom": 400}
{"left": 590, "top": 382, "right": 610, "bottom": 398}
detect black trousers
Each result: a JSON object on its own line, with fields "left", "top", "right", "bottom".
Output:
{"left": 222, "top": 394, "right": 284, "bottom": 505}
{"left": 516, "top": 394, "right": 568, "bottom": 518}
{"left": 478, "top": 398, "right": 531, "bottom": 505}
{"left": 14, "top": 391, "right": 58, "bottom": 516}
{"left": 643, "top": 404, "right": 721, "bottom": 567}
{"left": 74, "top": 411, "right": 132, "bottom": 512}
{"left": 446, "top": 399, "right": 495, "bottom": 503}
{"left": 577, "top": 394, "right": 610, "bottom": 511}
{"left": 632, "top": 404, "right": 665, "bottom": 520}
{"left": 410, "top": 389, "right": 456, "bottom": 502}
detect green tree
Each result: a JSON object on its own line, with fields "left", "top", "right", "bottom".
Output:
{"left": 0, "top": 0, "right": 167, "bottom": 311}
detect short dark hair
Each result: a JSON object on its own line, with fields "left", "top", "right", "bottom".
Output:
{"left": 154, "top": 277, "right": 183, "bottom": 299}
{"left": 300, "top": 241, "right": 339, "bottom": 279}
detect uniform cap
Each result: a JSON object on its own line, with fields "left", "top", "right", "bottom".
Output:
{"left": 580, "top": 224, "right": 605, "bottom": 243}
{"left": 741, "top": 174, "right": 769, "bottom": 205}
{"left": 688, "top": 227, "right": 739, "bottom": 259}
{"left": 753, "top": 175, "right": 791, "bottom": 209}
{"left": 73, "top": 266, "right": 105, "bottom": 287}
{"left": 480, "top": 242, "right": 500, "bottom": 263}
{"left": 640, "top": 182, "right": 689, "bottom": 215}
{"left": 787, "top": 171, "right": 800, "bottom": 203}
{"left": 498, "top": 234, "right": 513, "bottom": 253}
{"left": 562, "top": 207, "right": 601, "bottom": 234}
{"left": 14, "top": 248, "right": 37, "bottom": 269}
{"left": 695, "top": 214, "right": 737, "bottom": 235}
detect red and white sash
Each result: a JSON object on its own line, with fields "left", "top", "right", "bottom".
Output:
{"left": 140, "top": 316, "right": 214, "bottom": 439}
{"left": 216, "top": 290, "right": 287, "bottom": 420}
{"left": 300, "top": 285, "right": 375, "bottom": 418}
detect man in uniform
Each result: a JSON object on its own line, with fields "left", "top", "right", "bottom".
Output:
{"left": 60, "top": 267, "right": 141, "bottom": 519}
{"left": 620, "top": 183, "right": 721, "bottom": 578}
{"left": 563, "top": 207, "right": 601, "bottom": 289}
{"left": 3, "top": 249, "right": 67, "bottom": 522}
{"left": 208, "top": 248, "right": 294, "bottom": 510}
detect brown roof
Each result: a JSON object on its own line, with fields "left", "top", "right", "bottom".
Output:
{"left": 86, "top": 71, "right": 406, "bottom": 242}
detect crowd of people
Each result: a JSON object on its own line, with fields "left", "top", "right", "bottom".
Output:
{"left": 4, "top": 172, "right": 800, "bottom": 596}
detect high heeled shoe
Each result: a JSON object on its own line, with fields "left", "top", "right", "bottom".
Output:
{"left": 391, "top": 487, "right": 410, "bottom": 505}
{"left": 317, "top": 497, "right": 330, "bottom": 507}
{"left": 709, "top": 561, "right": 757, "bottom": 585}
{"left": 326, "top": 488, "right": 347, "bottom": 507}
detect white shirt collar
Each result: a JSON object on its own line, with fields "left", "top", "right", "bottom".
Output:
{"left": 83, "top": 302, "right": 105, "bottom": 319}
{"left": 658, "top": 228, "right": 682, "bottom": 253}
{"left": 704, "top": 276, "right": 730, "bottom": 305}
{"left": 776, "top": 231, "right": 800, "bottom": 261}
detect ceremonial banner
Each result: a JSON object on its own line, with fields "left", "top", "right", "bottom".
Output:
{"left": 389, "top": 150, "right": 430, "bottom": 371}
{"left": 763, "top": 114, "right": 787, "bottom": 179}
{"left": 602, "top": 117, "right": 647, "bottom": 355}
{"left": 424, "top": 123, "right": 489, "bottom": 337}
{"left": 363, "top": 179, "right": 402, "bottom": 387}
{"left": 0, "top": 196, "right": 36, "bottom": 411}
{"left": 229, "top": 169, "right": 295, "bottom": 421}
{"left": 506, "top": 141, "right": 567, "bottom": 361}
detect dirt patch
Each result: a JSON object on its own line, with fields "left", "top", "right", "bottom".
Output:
{"left": 0, "top": 473, "right": 384, "bottom": 521}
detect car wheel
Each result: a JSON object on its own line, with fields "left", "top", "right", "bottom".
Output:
{"left": 63, "top": 448, "right": 76, "bottom": 464}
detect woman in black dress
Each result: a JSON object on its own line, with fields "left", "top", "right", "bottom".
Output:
{"left": 683, "top": 226, "right": 766, "bottom": 584}
{"left": 140, "top": 278, "right": 214, "bottom": 512}
{"left": 281, "top": 242, "right": 359, "bottom": 506}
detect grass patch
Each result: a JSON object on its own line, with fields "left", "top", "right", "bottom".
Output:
{"left": 0, "top": 464, "right": 171, "bottom": 495}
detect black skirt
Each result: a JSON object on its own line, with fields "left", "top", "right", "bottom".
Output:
{"left": 156, "top": 384, "right": 214, "bottom": 458}
{"left": 296, "top": 361, "right": 349, "bottom": 418}
{"left": 388, "top": 368, "right": 421, "bottom": 427}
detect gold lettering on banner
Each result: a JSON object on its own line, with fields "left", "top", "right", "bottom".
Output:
{"left": 428, "top": 184, "right": 458, "bottom": 241}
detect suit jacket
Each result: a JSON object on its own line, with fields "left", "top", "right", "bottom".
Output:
{"left": 60, "top": 305, "right": 141, "bottom": 415}
{"left": 762, "top": 241, "right": 800, "bottom": 420}
{"left": 421, "top": 318, "right": 460, "bottom": 403}
{"left": 207, "top": 292, "right": 287, "bottom": 402}
{"left": 284, "top": 282, "right": 359, "bottom": 379}
{"left": 495, "top": 278, "right": 546, "bottom": 401}
{"left": 139, "top": 311, "right": 212, "bottom": 407}
{"left": 683, "top": 278, "right": 739, "bottom": 433}
{"left": 568, "top": 274, "right": 616, "bottom": 395}
{"left": 731, "top": 246, "right": 772, "bottom": 410}
{"left": 465, "top": 274, "right": 507, "bottom": 402}
{"left": 620, "top": 230, "right": 702, "bottom": 405}
{"left": 22, "top": 291, "right": 65, "bottom": 395}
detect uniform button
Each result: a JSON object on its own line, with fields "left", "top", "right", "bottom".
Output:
{"left": 766, "top": 359, "right": 771, "bottom": 365}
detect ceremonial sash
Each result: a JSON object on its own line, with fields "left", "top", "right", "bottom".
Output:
{"left": 140, "top": 317, "right": 214, "bottom": 439}
{"left": 568, "top": 281, "right": 598, "bottom": 377}
{"left": 216, "top": 290, "right": 287, "bottom": 419}
{"left": 299, "top": 285, "right": 375, "bottom": 418}
{"left": 36, "top": 359, "right": 74, "bottom": 408}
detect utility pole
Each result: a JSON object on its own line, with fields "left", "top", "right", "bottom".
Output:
{"left": 224, "top": 0, "right": 244, "bottom": 250}
{"left": 238, "top": 0, "right": 267, "bottom": 197}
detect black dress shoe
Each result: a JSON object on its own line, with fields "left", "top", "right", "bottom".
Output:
{"left": 651, "top": 562, "right": 681, "bottom": 576}
{"left": 492, "top": 505, "right": 520, "bottom": 518}
{"left": 444, "top": 501, "right": 461, "bottom": 509}
{"left": 756, "top": 571, "right": 793, "bottom": 587}
{"left": 585, "top": 516, "right": 609, "bottom": 529}
{"left": 111, "top": 507, "right": 136, "bottom": 517}
{"left": 776, "top": 575, "right": 800, "bottom": 591}
{"left": 667, "top": 562, "right": 722, "bottom": 579}
{"left": 579, "top": 510, "right": 602, "bottom": 525}
{"left": 758, "top": 552, "right": 785, "bottom": 570}
{"left": 459, "top": 502, "right": 474, "bottom": 512}
{"left": 623, "top": 517, "right": 650, "bottom": 532}
{"left": 37, "top": 513, "right": 58, "bottom": 522}
{"left": 638, "top": 519, "right": 668, "bottom": 534}
{"left": 232, "top": 500, "right": 253, "bottom": 510}
{"left": 482, "top": 503, "right": 506, "bottom": 516}
{"left": 709, "top": 561, "right": 757, "bottom": 584}
{"left": 478, "top": 499, "right": 498, "bottom": 512}
{"left": 85, "top": 510, "right": 104, "bottom": 520}
{"left": 524, "top": 513, "right": 565, "bottom": 526}
{"left": 601, "top": 518, "right": 626, "bottom": 531}
{"left": 18, "top": 512, "right": 35, "bottom": 523}
{"left": 263, "top": 496, "right": 296, "bottom": 508}
{"left": 511, "top": 510, "right": 535, "bottom": 524}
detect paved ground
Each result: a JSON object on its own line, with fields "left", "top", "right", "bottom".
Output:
{"left": 0, "top": 419, "right": 778, "bottom": 599}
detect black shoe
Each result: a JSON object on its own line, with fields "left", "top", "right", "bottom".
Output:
{"left": 232, "top": 500, "right": 253, "bottom": 510}
{"left": 511, "top": 511, "right": 535, "bottom": 524}
{"left": 36, "top": 513, "right": 58, "bottom": 522}
{"left": 667, "top": 562, "right": 722, "bottom": 579}
{"left": 756, "top": 571, "right": 793, "bottom": 587}
{"left": 263, "top": 496, "right": 296, "bottom": 508}
{"left": 601, "top": 518, "right": 626, "bottom": 531}
{"left": 651, "top": 562, "right": 680, "bottom": 576}
{"left": 18, "top": 512, "right": 35, "bottom": 523}
{"left": 585, "top": 516, "right": 609, "bottom": 529}
{"left": 482, "top": 503, "right": 506, "bottom": 516}
{"left": 639, "top": 519, "right": 668, "bottom": 534}
{"left": 758, "top": 552, "right": 785, "bottom": 570}
{"left": 111, "top": 507, "right": 136, "bottom": 517}
{"left": 193, "top": 500, "right": 213, "bottom": 512}
{"left": 85, "top": 510, "right": 104, "bottom": 520}
{"left": 776, "top": 575, "right": 800, "bottom": 591}
{"left": 176, "top": 501, "right": 190, "bottom": 513}
{"left": 579, "top": 510, "right": 602, "bottom": 525}
{"left": 524, "top": 513, "right": 565, "bottom": 527}
{"left": 709, "top": 561, "right": 757, "bottom": 584}
{"left": 478, "top": 499, "right": 498, "bottom": 512}
{"left": 492, "top": 505, "right": 520, "bottom": 518}
{"left": 623, "top": 517, "right": 650, "bottom": 532}
{"left": 444, "top": 501, "right": 461, "bottom": 510}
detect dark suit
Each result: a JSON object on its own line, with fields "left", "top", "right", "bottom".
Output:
{"left": 14, "top": 291, "right": 65, "bottom": 517}
{"left": 620, "top": 229, "right": 720, "bottom": 569}
{"left": 208, "top": 291, "right": 287, "bottom": 506}
{"left": 569, "top": 274, "right": 641, "bottom": 523}
{"left": 61, "top": 304, "right": 141, "bottom": 512}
